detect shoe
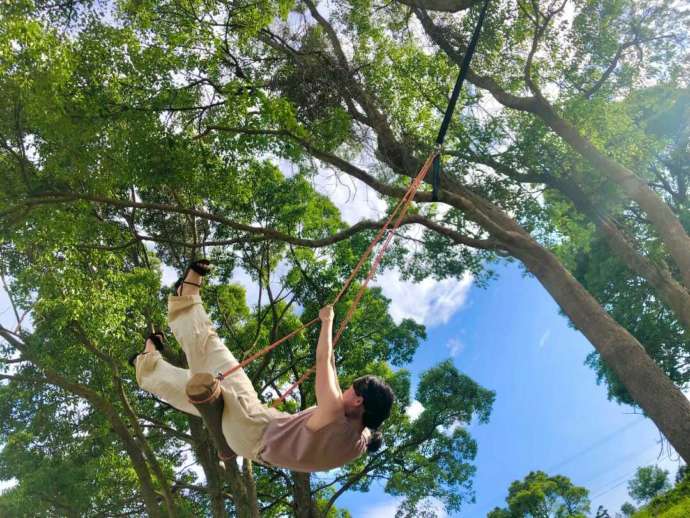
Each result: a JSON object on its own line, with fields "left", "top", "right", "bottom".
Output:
{"left": 174, "top": 259, "right": 212, "bottom": 296}
{"left": 128, "top": 332, "right": 165, "bottom": 367}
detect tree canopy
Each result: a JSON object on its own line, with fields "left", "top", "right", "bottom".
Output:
{"left": 628, "top": 465, "right": 671, "bottom": 504}
{"left": 487, "top": 471, "right": 590, "bottom": 518}
{"left": 1, "top": 0, "right": 690, "bottom": 514}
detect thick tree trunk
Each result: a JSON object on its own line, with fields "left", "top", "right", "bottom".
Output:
{"left": 189, "top": 418, "right": 227, "bottom": 518}
{"left": 396, "top": 0, "right": 481, "bottom": 12}
{"left": 504, "top": 235, "right": 690, "bottom": 463}
{"left": 113, "top": 377, "right": 179, "bottom": 518}
{"left": 292, "top": 472, "right": 320, "bottom": 518}
{"left": 222, "top": 456, "right": 258, "bottom": 518}
{"left": 109, "top": 419, "right": 165, "bottom": 518}
{"left": 427, "top": 177, "right": 690, "bottom": 463}
{"left": 242, "top": 459, "right": 260, "bottom": 518}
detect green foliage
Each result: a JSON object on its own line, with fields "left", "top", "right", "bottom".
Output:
{"left": 621, "top": 502, "right": 637, "bottom": 516}
{"left": 488, "top": 471, "right": 590, "bottom": 518}
{"left": 628, "top": 465, "right": 671, "bottom": 504}
{"left": 578, "top": 234, "right": 690, "bottom": 404}
{"left": 2, "top": 0, "right": 689, "bottom": 513}
{"left": 630, "top": 468, "right": 690, "bottom": 518}
{"left": 345, "top": 361, "right": 494, "bottom": 514}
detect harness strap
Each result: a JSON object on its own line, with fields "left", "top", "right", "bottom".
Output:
{"left": 215, "top": 1, "right": 491, "bottom": 396}
{"left": 271, "top": 151, "right": 438, "bottom": 406}
{"left": 432, "top": 0, "right": 491, "bottom": 201}
{"left": 217, "top": 151, "right": 438, "bottom": 385}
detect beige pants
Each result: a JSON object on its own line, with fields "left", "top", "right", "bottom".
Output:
{"left": 135, "top": 295, "right": 286, "bottom": 460}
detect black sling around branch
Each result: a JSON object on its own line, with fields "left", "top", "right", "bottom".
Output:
{"left": 432, "top": 0, "right": 490, "bottom": 202}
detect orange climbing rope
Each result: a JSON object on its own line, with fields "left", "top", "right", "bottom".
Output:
{"left": 216, "top": 150, "right": 439, "bottom": 406}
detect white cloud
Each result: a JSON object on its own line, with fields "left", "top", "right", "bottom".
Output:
{"left": 160, "top": 263, "right": 179, "bottom": 287}
{"left": 405, "top": 400, "right": 425, "bottom": 421}
{"left": 277, "top": 151, "right": 474, "bottom": 329}
{"left": 538, "top": 329, "right": 551, "bottom": 349}
{"left": 373, "top": 270, "right": 473, "bottom": 327}
{"left": 446, "top": 337, "right": 464, "bottom": 357}
{"left": 440, "top": 420, "right": 463, "bottom": 437}
{"left": 0, "top": 478, "right": 17, "bottom": 494}
{"left": 418, "top": 497, "right": 449, "bottom": 518}
{"left": 227, "top": 265, "right": 261, "bottom": 308}
{"left": 312, "top": 166, "right": 388, "bottom": 225}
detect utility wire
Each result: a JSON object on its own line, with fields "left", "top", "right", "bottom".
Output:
{"left": 545, "top": 417, "right": 645, "bottom": 473}
{"left": 589, "top": 452, "right": 660, "bottom": 501}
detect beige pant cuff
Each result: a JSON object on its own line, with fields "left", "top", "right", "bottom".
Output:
{"left": 134, "top": 350, "right": 163, "bottom": 387}
{"left": 168, "top": 294, "right": 203, "bottom": 321}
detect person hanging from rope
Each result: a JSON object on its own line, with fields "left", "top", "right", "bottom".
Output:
{"left": 129, "top": 259, "right": 394, "bottom": 472}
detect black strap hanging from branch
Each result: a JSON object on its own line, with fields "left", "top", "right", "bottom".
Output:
{"left": 432, "top": 0, "right": 490, "bottom": 202}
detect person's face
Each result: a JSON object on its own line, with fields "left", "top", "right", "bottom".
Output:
{"left": 343, "top": 385, "right": 364, "bottom": 410}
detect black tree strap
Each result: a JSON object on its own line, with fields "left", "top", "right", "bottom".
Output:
{"left": 432, "top": 0, "right": 490, "bottom": 202}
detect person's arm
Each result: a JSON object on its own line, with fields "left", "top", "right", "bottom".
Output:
{"left": 306, "top": 305, "right": 344, "bottom": 430}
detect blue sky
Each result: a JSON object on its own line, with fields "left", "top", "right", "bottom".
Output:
{"left": 337, "top": 260, "right": 684, "bottom": 517}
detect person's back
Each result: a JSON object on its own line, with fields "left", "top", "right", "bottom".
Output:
{"left": 259, "top": 406, "right": 369, "bottom": 472}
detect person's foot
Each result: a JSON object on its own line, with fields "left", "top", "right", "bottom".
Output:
{"left": 174, "top": 260, "right": 212, "bottom": 296}
{"left": 144, "top": 336, "right": 158, "bottom": 354}
{"left": 176, "top": 270, "right": 202, "bottom": 296}
{"left": 128, "top": 332, "right": 165, "bottom": 367}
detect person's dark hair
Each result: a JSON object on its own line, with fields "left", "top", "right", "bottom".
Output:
{"left": 352, "top": 375, "right": 395, "bottom": 452}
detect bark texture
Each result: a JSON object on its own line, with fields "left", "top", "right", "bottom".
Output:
{"left": 510, "top": 239, "right": 690, "bottom": 463}
{"left": 551, "top": 176, "right": 690, "bottom": 332}
{"left": 0, "top": 327, "right": 166, "bottom": 517}
{"left": 292, "top": 472, "right": 320, "bottom": 518}
{"left": 189, "top": 418, "right": 228, "bottom": 518}
{"left": 396, "top": 0, "right": 481, "bottom": 12}
{"left": 534, "top": 101, "right": 690, "bottom": 290}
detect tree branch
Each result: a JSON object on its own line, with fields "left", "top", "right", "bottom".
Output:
{"left": 396, "top": 0, "right": 481, "bottom": 12}
{"left": 16, "top": 191, "right": 499, "bottom": 252}
{"left": 414, "top": 8, "right": 538, "bottom": 112}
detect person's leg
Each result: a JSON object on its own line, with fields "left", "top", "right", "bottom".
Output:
{"left": 169, "top": 265, "right": 286, "bottom": 461}
{"left": 133, "top": 341, "right": 201, "bottom": 417}
{"left": 168, "top": 269, "right": 261, "bottom": 407}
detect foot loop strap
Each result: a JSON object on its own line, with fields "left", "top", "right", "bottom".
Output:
{"left": 187, "top": 381, "right": 222, "bottom": 405}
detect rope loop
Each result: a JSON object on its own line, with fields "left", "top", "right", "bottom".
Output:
{"left": 271, "top": 150, "right": 438, "bottom": 406}
{"left": 215, "top": 148, "right": 441, "bottom": 407}
{"left": 188, "top": 381, "right": 222, "bottom": 406}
